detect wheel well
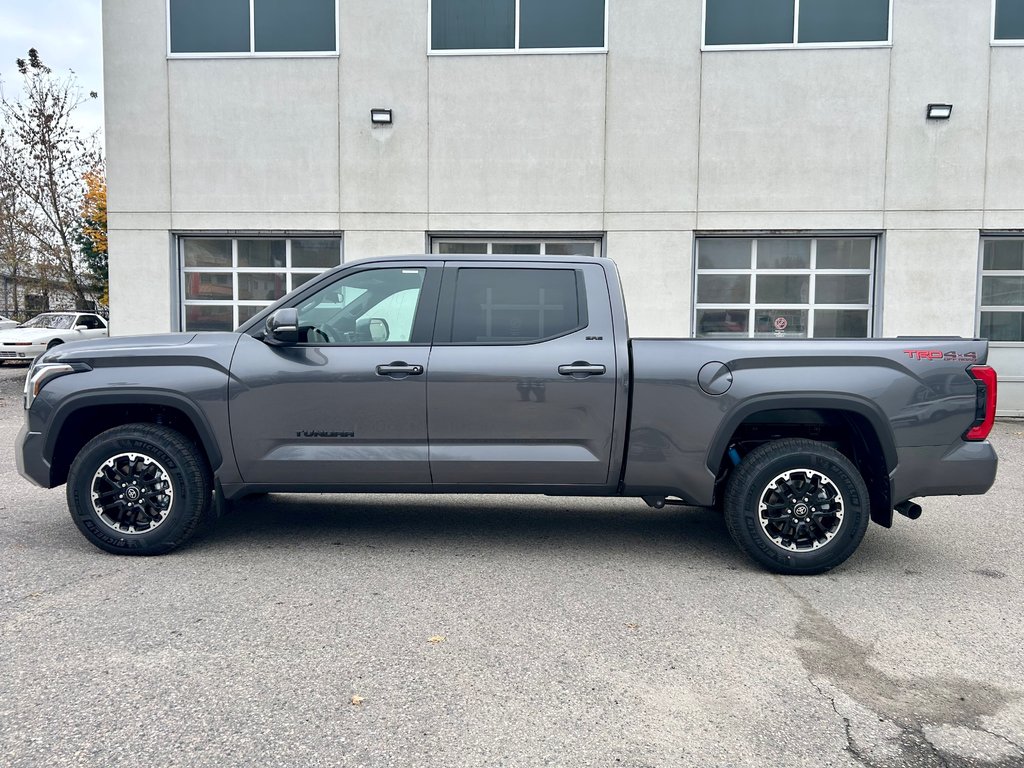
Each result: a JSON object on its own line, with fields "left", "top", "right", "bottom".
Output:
{"left": 50, "top": 404, "right": 211, "bottom": 487}
{"left": 715, "top": 408, "right": 893, "bottom": 528}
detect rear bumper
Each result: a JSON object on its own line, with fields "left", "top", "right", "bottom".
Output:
{"left": 890, "top": 440, "right": 998, "bottom": 503}
{"left": 16, "top": 423, "right": 52, "bottom": 488}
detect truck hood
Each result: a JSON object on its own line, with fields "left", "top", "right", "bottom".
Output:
{"left": 37, "top": 332, "right": 241, "bottom": 366}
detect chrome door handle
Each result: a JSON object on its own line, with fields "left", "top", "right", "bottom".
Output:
{"left": 558, "top": 362, "right": 606, "bottom": 377}
{"left": 376, "top": 362, "right": 424, "bottom": 376}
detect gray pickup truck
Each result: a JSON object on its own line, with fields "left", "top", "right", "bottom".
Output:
{"left": 17, "top": 255, "right": 998, "bottom": 574}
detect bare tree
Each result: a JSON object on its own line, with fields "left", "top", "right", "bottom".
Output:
{"left": 0, "top": 48, "right": 99, "bottom": 309}
{"left": 0, "top": 182, "right": 33, "bottom": 316}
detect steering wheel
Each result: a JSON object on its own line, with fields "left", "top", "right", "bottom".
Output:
{"left": 310, "top": 326, "right": 332, "bottom": 344}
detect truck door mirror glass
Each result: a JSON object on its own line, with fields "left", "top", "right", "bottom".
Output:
{"left": 265, "top": 308, "right": 300, "bottom": 345}
{"left": 355, "top": 317, "right": 390, "bottom": 342}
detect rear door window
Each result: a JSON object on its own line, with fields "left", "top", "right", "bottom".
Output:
{"left": 449, "top": 268, "right": 585, "bottom": 343}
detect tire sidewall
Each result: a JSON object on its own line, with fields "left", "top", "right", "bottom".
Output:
{"left": 728, "top": 446, "right": 869, "bottom": 574}
{"left": 68, "top": 430, "right": 202, "bottom": 554}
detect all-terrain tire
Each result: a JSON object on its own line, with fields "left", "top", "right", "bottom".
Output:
{"left": 67, "top": 423, "right": 212, "bottom": 555}
{"left": 723, "top": 439, "right": 870, "bottom": 575}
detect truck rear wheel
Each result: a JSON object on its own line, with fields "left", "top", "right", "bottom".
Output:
{"left": 723, "top": 438, "right": 869, "bottom": 575}
{"left": 67, "top": 423, "right": 212, "bottom": 555}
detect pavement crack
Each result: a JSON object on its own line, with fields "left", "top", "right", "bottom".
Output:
{"left": 808, "top": 675, "right": 869, "bottom": 768}
{"left": 977, "top": 727, "right": 1024, "bottom": 755}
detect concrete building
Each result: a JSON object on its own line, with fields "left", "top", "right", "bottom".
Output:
{"left": 103, "top": 0, "right": 1024, "bottom": 414}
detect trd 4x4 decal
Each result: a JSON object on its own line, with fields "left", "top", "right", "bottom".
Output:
{"left": 903, "top": 349, "right": 978, "bottom": 363}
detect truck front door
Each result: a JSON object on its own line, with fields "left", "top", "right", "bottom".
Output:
{"left": 427, "top": 262, "right": 618, "bottom": 486}
{"left": 229, "top": 264, "right": 439, "bottom": 486}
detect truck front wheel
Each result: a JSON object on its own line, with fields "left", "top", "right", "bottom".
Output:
{"left": 67, "top": 424, "right": 212, "bottom": 555}
{"left": 723, "top": 439, "right": 869, "bottom": 575}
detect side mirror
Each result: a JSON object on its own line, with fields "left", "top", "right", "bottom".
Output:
{"left": 355, "top": 317, "right": 390, "bottom": 343}
{"left": 74, "top": 325, "right": 89, "bottom": 331}
{"left": 265, "top": 308, "right": 300, "bottom": 345}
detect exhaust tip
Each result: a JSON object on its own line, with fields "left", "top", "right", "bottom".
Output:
{"left": 895, "top": 501, "right": 923, "bottom": 520}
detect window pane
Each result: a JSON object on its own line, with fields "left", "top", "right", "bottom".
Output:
{"left": 980, "top": 312, "right": 1024, "bottom": 342}
{"left": 431, "top": 0, "right": 515, "bottom": 50}
{"left": 798, "top": 0, "right": 889, "bottom": 43}
{"left": 183, "top": 239, "right": 232, "bottom": 268}
{"left": 238, "top": 240, "right": 286, "bottom": 268}
{"left": 756, "top": 275, "right": 809, "bottom": 304}
{"left": 983, "top": 240, "right": 1024, "bottom": 271}
{"left": 982, "top": 276, "right": 1024, "bottom": 306}
{"left": 238, "top": 272, "right": 287, "bottom": 301}
{"left": 705, "top": 0, "right": 794, "bottom": 45}
{"left": 185, "top": 305, "right": 233, "bottom": 331}
{"left": 297, "top": 268, "right": 425, "bottom": 344}
{"left": 437, "top": 242, "right": 488, "bottom": 254}
{"left": 545, "top": 242, "right": 596, "bottom": 256}
{"left": 816, "top": 239, "right": 872, "bottom": 269}
{"left": 238, "top": 305, "right": 269, "bottom": 325}
{"left": 698, "top": 275, "right": 750, "bottom": 303}
{"left": 757, "top": 239, "right": 811, "bottom": 269}
{"left": 185, "top": 272, "right": 233, "bottom": 300}
{"left": 292, "top": 272, "right": 320, "bottom": 289}
{"left": 520, "top": 0, "right": 605, "bottom": 48}
{"left": 995, "top": 0, "right": 1024, "bottom": 40}
{"left": 754, "top": 309, "right": 808, "bottom": 338}
{"left": 254, "top": 0, "right": 336, "bottom": 52}
{"left": 815, "top": 309, "right": 869, "bottom": 338}
{"left": 169, "top": 0, "right": 250, "bottom": 53}
{"left": 292, "top": 239, "right": 342, "bottom": 268}
{"left": 452, "top": 269, "right": 580, "bottom": 343}
{"left": 696, "top": 309, "right": 749, "bottom": 338}
{"left": 816, "top": 275, "right": 870, "bottom": 304}
{"left": 698, "top": 239, "right": 752, "bottom": 269}
{"left": 359, "top": 288, "right": 421, "bottom": 343}
{"left": 492, "top": 243, "right": 542, "bottom": 255}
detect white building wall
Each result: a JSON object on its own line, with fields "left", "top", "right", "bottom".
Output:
{"left": 103, "top": 0, "right": 1024, "bottom": 410}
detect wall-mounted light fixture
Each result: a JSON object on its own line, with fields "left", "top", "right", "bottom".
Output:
{"left": 370, "top": 108, "right": 393, "bottom": 126}
{"left": 926, "top": 103, "right": 953, "bottom": 120}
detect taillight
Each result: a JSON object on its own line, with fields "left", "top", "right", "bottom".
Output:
{"left": 964, "top": 365, "right": 997, "bottom": 441}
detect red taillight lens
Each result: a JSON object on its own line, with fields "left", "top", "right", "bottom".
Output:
{"left": 964, "top": 365, "right": 997, "bottom": 441}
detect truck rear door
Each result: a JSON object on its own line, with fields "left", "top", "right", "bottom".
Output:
{"left": 427, "top": 261, "right": 618, "bottom": 486}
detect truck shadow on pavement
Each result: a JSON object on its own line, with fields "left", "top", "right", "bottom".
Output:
{"left": 188, "top": 493, "right": 890, "bottom": 573}
{"left": 194, "top": 494, "right": 740, "bottom": 562}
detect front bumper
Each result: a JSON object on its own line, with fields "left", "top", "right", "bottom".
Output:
{"left": 890, "top": 440, "right": 998, "bottom": 503}
{"left": 16, "top": 423, "right": 52, "bottom": 488}
{"left": 0, "top": 344, "right": 46, "bottom": 361}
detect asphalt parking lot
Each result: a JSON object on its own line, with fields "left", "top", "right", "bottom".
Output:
{"left": 0, "top": 362, "right": 1022, "bottom": 768}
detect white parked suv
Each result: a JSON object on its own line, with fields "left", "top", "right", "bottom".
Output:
{"left": 0, "top": 312, "right": 108, "bottom": 362}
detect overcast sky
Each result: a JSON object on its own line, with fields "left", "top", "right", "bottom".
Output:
{"left": 0, "top": 0, "right": 104, "bottom": 139}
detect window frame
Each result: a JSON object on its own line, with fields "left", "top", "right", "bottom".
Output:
{"left": 692, "top": 235, "right": 878, "bottom": 340}
{"left": 427, "top": 0, "right": 608, "bottom": 56}
{"left": 430, "top": 235, "right": 604, "bottom": 258}
{"left": 992, "top": 0, "right": 1024, "bottom": 45}
{"left": 701, "top": 0, "right": 893, "bottom": 51}
{"left": 977, "top": 235, "right": 1024, "bottom": 346}
{"left": 166, "top": 0, "right": 340, "bottom": 59}
{"left": 179, "top": 235, "right": 344, "bottom": 331}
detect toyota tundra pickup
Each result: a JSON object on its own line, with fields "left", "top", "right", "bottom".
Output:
{"left": 16, "top": 255, "right": 999, "bottom": 573}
